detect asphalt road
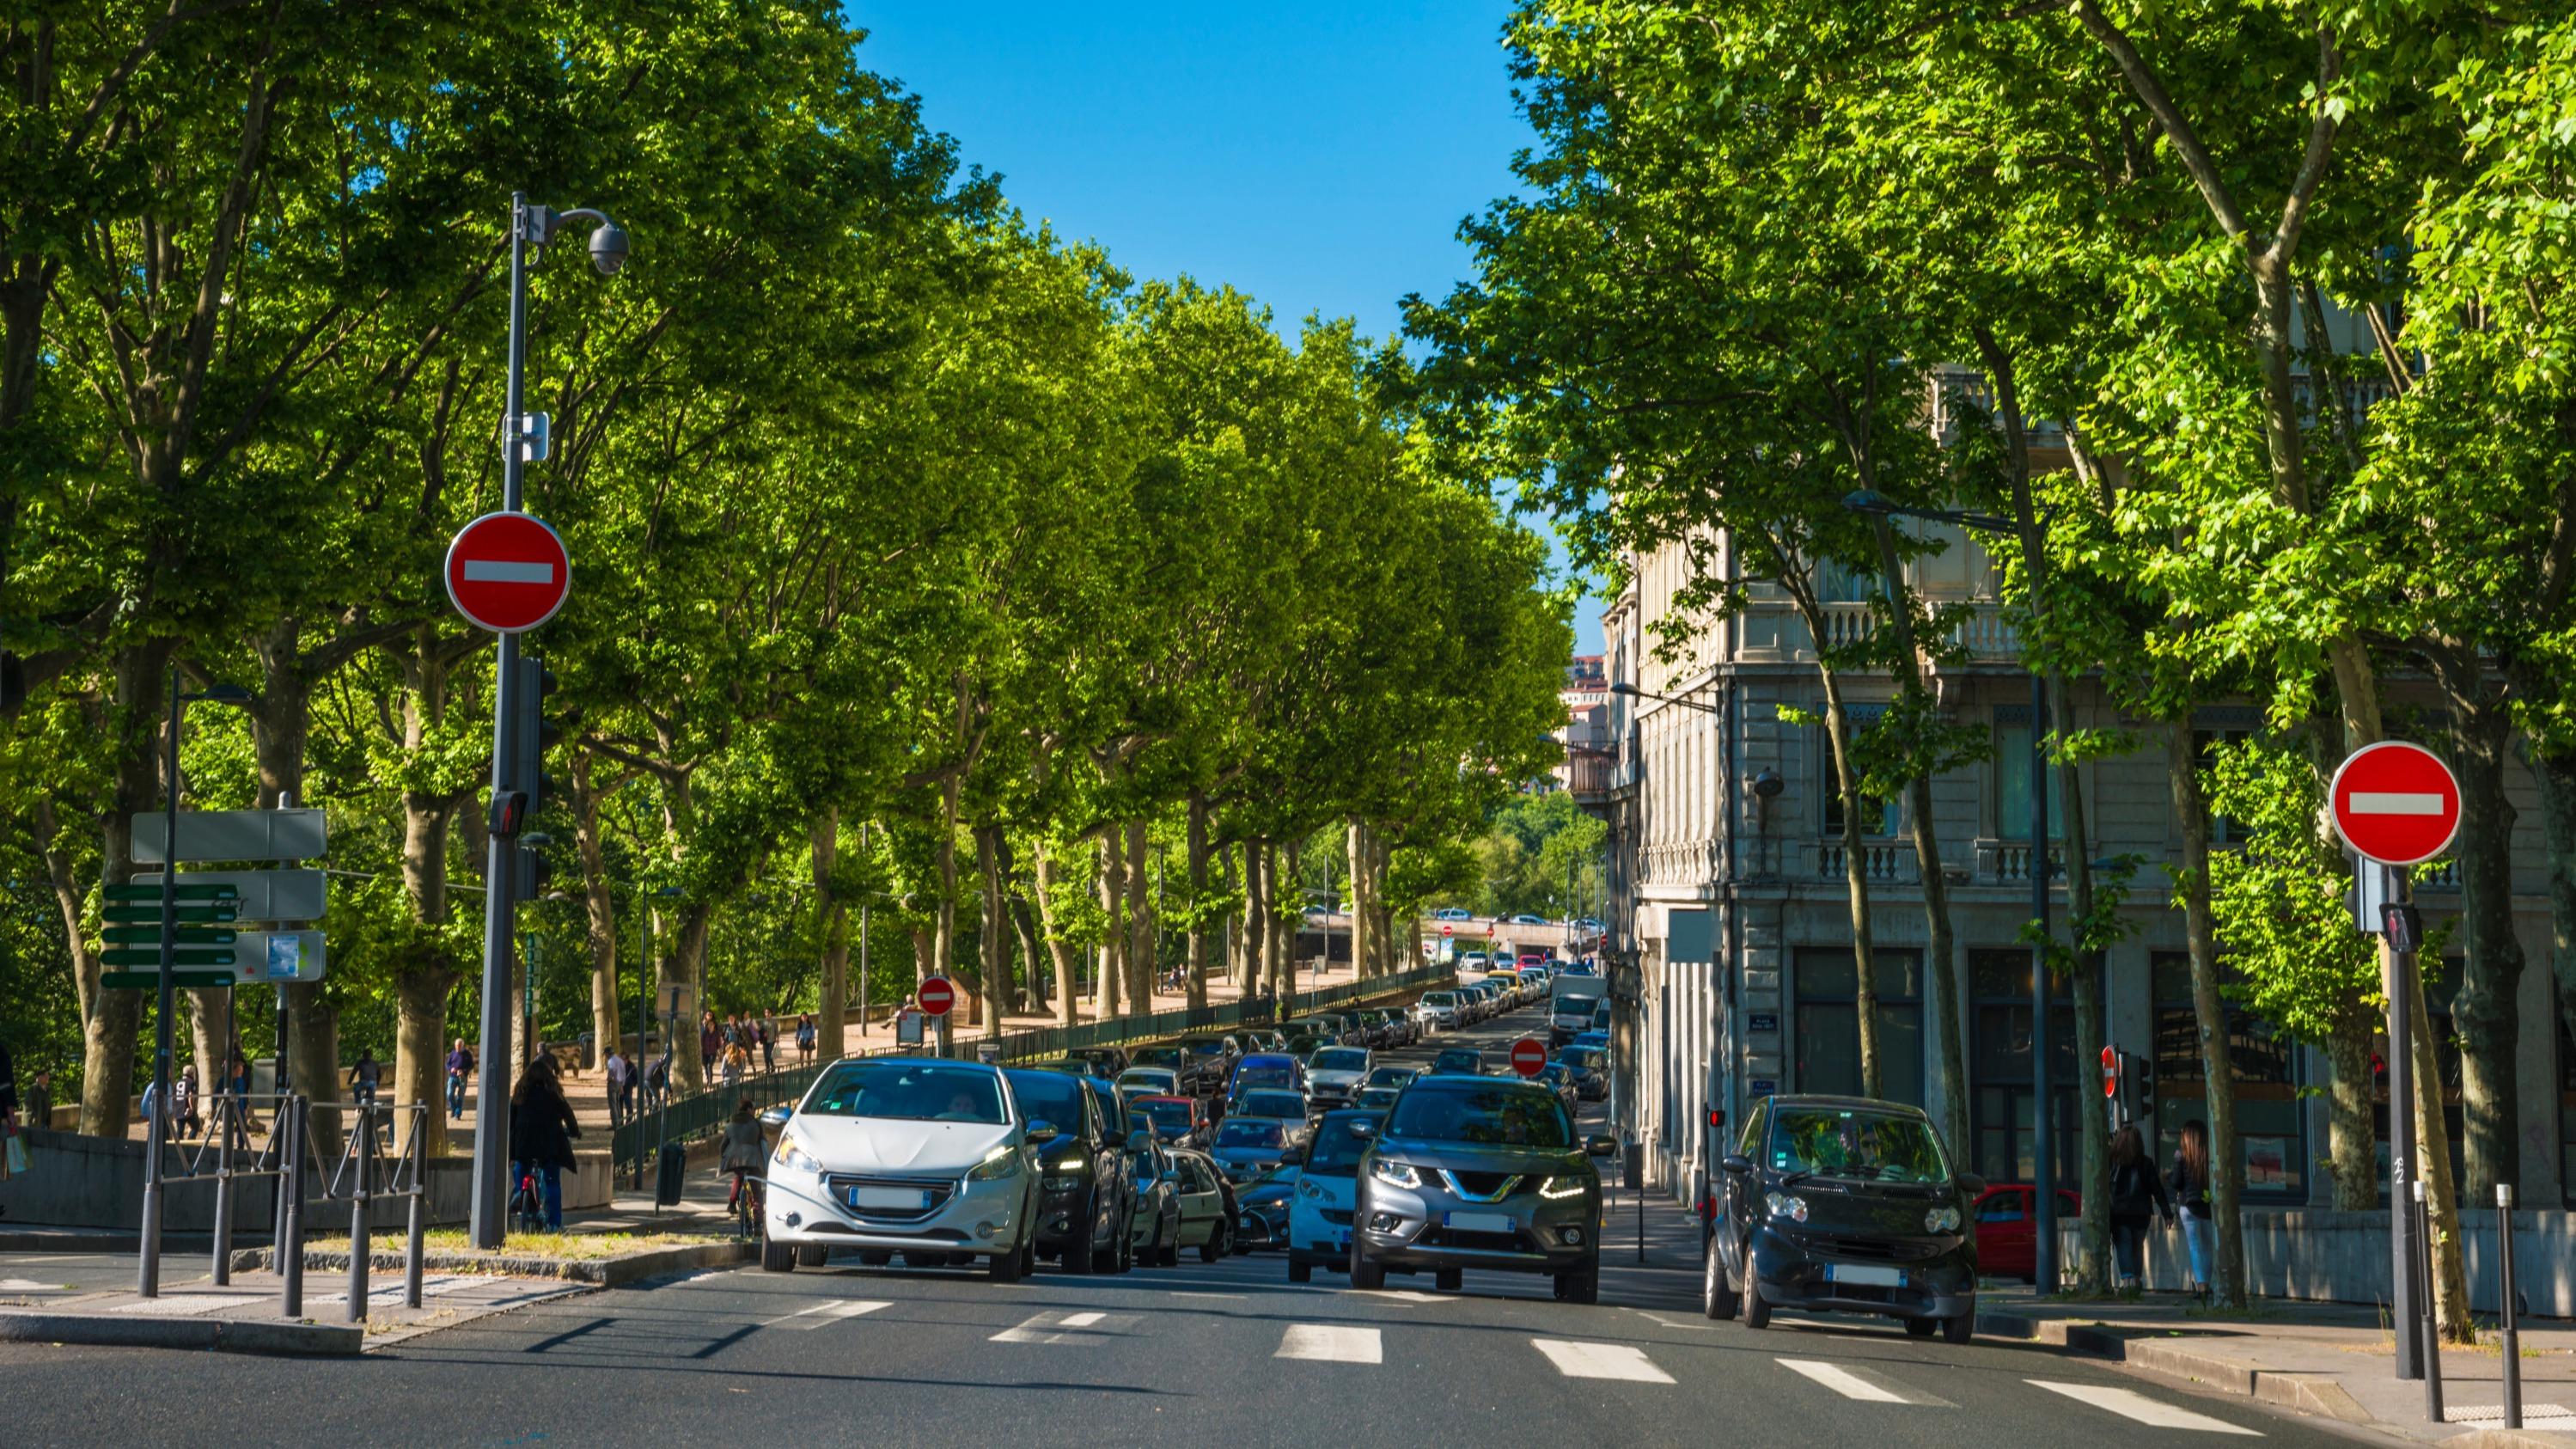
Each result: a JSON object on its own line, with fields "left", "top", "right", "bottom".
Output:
{"left": 0, "top": 995, "right": 2356, "bottom": 1447}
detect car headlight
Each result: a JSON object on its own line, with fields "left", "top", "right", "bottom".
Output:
{"left": 1539, "top": 1176, "right": 1589, "bottom": 1201}
{"left": 772, "top": 1129, "right": 821, "bottom": 1175}
{"left": 1053, "top": 1153, "right": 1086, "bottom": 1172}
{"left": 1370, "top": 1159, "right": 1423, "bottom": 1190}
{"left": 1297, "top": 1177, "right": 1323, "bottom": 1199}
{"left": 1765, "top": 1191, "right": 1809, "bottom": 1223}
{"left": 1042, "top": 1177, "right": 1081, "bottom": 1193}
{"left": 1925, "top": 1205, "right": 1962, "bottom": 1233}
{"left": 967, "top": 1144, "right": 1022, "bottom": 1182}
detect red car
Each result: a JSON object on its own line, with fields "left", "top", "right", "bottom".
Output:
{"left": 1973, "top": 1183, "right": 2081, "bottom": 1282}
{"left": 1132, "top": 1094, "right": 1211, "bottom": 1149}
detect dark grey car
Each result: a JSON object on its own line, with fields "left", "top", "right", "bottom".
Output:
{"left": 1349, "top": 1073, "right": 1616, "bottom": 1302}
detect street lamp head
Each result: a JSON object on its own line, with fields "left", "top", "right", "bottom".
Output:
{"left": 589, "top": 221, "right": 631, "bottom": 276}
{"left": 188, "top": 683, "right": 254, "bottom": 706}
{"left": 1751, "top": 768, "right": 1784, "bottom": 800}
{"left": 1609, "top": 682, "right": 1640, "bottom": 697}
{"left": 1841, "top": 489, "right": 1897, "bottom": 517}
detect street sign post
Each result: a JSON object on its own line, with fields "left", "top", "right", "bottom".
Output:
{"left": 1510, "top": 1036, "right": 1547, "bottom": 1079}
{"left": 444, "top": 511, "right": 572, "bottom": 634}
{"left": 917, "top": 976, "right": 956, "bottom": 1017}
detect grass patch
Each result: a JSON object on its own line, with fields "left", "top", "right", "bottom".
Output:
{"left": 298, "top": 1229, "right": 718, "bottom": 1261}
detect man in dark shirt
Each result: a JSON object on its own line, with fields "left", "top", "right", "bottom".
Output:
{"left": 445, "top": 1038, "right": 475, "bottom": 1119}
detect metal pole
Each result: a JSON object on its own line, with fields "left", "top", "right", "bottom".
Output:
{"left": 469, "top": 192, "right": 534, "bottom": 1250}
{"left": 2498, "top": 1183, "right": 2519, "bottom": 1429}
{"left": 633, "top": 876, "right": 648, "bottom": 1189}
{"left": 404, "top": 1109, "right": 425, "bottom": 1309}
{"left": 2030, "top": 672, "right": 2056, "bottom": 1293}
{"left": 2414, "top": 1178, "right": 2442, "bottom": 1421}
{"left": 138, "top": 663, "right": 184, "bottom": 1298}
{"left": 348, "top": 1102, "right": 372, "bottom": 1324}
{"left": 281, "top": 1094, "right": 305, "bottom": 1318}
{"left": 2386, "top": 866, "right": 2422, "bottom": 1380}
{"left": 211, "top": 1094, "right": 235, "bottom": 1284}
{"left": 272, "top": 982, "right": 290, "bottom": 1248}
{"left": 858, "top": 822, "right": 870, "bottom": 1036}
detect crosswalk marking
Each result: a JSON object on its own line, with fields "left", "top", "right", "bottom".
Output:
{"left": 1776, "top": 1359, "right": 1951, "bottom": 1407}
{"left": 768, "top": 1299, "right": 889, "bottom": 1330}
{"left": 991, "top": 1310, "right": 1133, "bottom": 1344}
{"left": 111, "top": 1293, "right": 265, "bottom": 1316}
{"left": 1532, "top": 1337, "right": 1674, "bottom": 1384}
{"left": 1061, "top": 1311, "right": 1106, "bottom": 1328}
{"left": 1277, "top": 1324, "right": 1383, "bottom": 1363}
{"left": 2030, "top": 1381, "right": 2261, "bottom": 1434}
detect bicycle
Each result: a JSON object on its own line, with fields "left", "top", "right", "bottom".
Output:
{"left": 728, "top": 1168, "right": 765, "bottom": 1240}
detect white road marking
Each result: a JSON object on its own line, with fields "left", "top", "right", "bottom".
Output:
{"left": 1277, "top": 1324, "right": 1383, "bottom": 1363}
{"left": 0, "top": 1278, "right": 70, "bottom": 1292}
{"left": 1350, "top": 1289, "right": 1444, "bottom": 1303}
{"left": 991, "top": 1310, "right": 1132, "bottom": 1344}
{"left": 1060, "top": 1311, "right": 1106, "bottom": 1328}
{"left": 2350, "top": 792, "right": 2445, "bottom": 815}
{"left": 2029, "top": 1380, "right": 2261, "bottom": 1434}
{"left": 462, "top": 559, "right": 554, "bottom": 584}
{"left": 1532, "top": 1337, "right": 1675, "bottom": 1383}
{"left": 768, "top": 1299, "right": 888, "bottom": 1329}
{"left": 111, "top": 1293, "right": 266, "bottom": 1316}
{"left": 1778, "top": 1358, "right": 1950, "bottom": 1406}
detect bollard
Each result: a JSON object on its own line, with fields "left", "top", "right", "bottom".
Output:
{"left": 347, "top": 1102, "right": 372, "bottom": 1325}
{"left": 211, "top": 1097, "right": 235, "bottom": 1286}
{"left": 2499, "top": 1183, "right": 2520, "bottom": 1430}
{"left": 403, "top": 1110, "right": 425, "bottom": 1310}
{"left": 282, "top": 1096, "right": 306, "bottom": 1318}
{"left": 2414, "top": 1179, "right": 2443, "bottom": 1423}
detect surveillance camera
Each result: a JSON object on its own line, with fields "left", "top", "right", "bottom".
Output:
{"left": 589, "top": 222, "right": 630, "bottom": 276}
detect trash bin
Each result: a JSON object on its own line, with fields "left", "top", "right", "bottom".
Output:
{"left": 655, "top": 1142, "right": 687, "bottom": 1208}
{"left": 974, "top": 1042, "right": 1002, "bottom": 1065}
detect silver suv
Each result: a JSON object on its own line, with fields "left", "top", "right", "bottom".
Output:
{"left": 1350, "top": 1073, "right": 1616, "bottom": 1302}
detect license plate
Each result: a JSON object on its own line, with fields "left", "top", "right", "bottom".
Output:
{"left": 1824, "top": 1262, "right": 1903, "bottom": 1287}
{"left": 1444, "top": 1211, "right": 1514, "bottom": 1233}
{"left": 848, "top": 1186, "right": 930, "bottom": 1212}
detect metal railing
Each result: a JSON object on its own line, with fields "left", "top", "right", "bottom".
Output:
{"left": 323, "top": 1100, "right": 430, "bottom": 1323}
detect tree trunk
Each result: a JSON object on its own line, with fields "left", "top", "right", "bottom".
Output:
{"left": 1186, "top": 792, "right": 1212, "bottom": 1008}
{"left": 935, "top": 784, "right": 960, "bottom": 986}
{"left": 1811, "top": 654, "right": 1882, "bottom": 1098}
{"left": 1265, "top": 841, "right": 1291, "bottom": 1001}
{"left": 814, "top": 812, "right": 850, "bottom": 1059}
{"left": 393, "top": 969, "right": 456, "bottom": 1155}
{"left": 975, "top": 823, "right": 1014, "bottom": 1032}
{"left": 82, "top": 643, "right": 172, "bottom": 1135}
{"left": 2323, "top": 1016, "right": 2378, "bottom": 1208}
{"left": 1126, "top": 820, "right": 1153, "bottom": 1006}
{"left": 1346, "top": 821, "right": 1370, "bottom": 983}
{"left": 2445, "top": 695, "right": 2523, "bottom": 1200}
{"left": 2528, "top": 744, "right": 2576, "bottom": 1146}
{"left": 1242, "top": 838, "right": 1270, "bottom": 1000}
{"left": 2168, "top": 719, "right": 2247, "bottom": 1307}
{"left": 2047, "top": 677, "right": 2113, "bottom": 1294}
{"left": 992, "top": 829, "right": 1039, "bottom": 1014}
{"left": 668, "top": 907, "right": 711, "bottom": 1093}
{"left": 572, "top": 755, "right": 627, "bottom": 1065}
{"left": 2397, "top": 924, "right": 2475, "bottom": 1342}
{"left": 1096, "top": 833, "right": 1125, "bottom": 1018}
{"left": 1034, "top": 838, "right": 1080, "bottom": 1029}
{"left": 286, "top": 985, "right": 342, "bottom": 1159}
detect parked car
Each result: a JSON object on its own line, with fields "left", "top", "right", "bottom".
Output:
{"left": 1233, "top": 1160, "right": 1302, "bottom": 1251}
{"left": 1704, "top": 1094, "right": 1983, "bottom": 1341}
{"left": 1304, "top": 1045, "right": 1373, "bottom": 1110}
{"left": 1458, "top": 951, "right": 1491, "bottom": 972}
{"left": 1535, "top": 1063, "right": 1582, "bottom": 1117}
{"left": 1284, "top": 1033, "right": 1332, "bottom": 1063}
{"left": 1432, "top": 907, "right": 1474, "bottom": 921}
{"left": 1115, "top": 1067, "right": 1181, "bottom": 1104}
{"left": 1554, "top": 1045, "right": 1609, "bottom": 1102}
{"left": 1412, "top": 991, "right": 1462, "bottom": 1030}
{"left": 1431, "top": 1046, "right": 1488, "bottom": 1077}
{"left": 759, "top": 1055, "right": 1045, "bottom": 1281}
{"left": 1130, "top": 1143, "right": 1182, "bottom": 1263}
{"left": 1133, "top": 1092, "right": 1212, "bottom": 1149}
{"left": 1286, "top": 1109, "right": 1383, "bottom": 1281}
{"left": 1972, "top": 1183, "right": 2082, "bottom": 1284}
{"left": 1350, "top": 1074, "right": 1615, "bottom": 1300}
{"left": 1239, "top": 1030, "right": 1290, "bottom": 1055}
{"left": 1004, "top": 1066, "right": 1140, "bottom": 1275}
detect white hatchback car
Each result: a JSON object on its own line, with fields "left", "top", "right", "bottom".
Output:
{"left": 1413, "top": 991, "right": 1462, "bottom": 1030}
{"left": 761, "top": 1056, "right": 1045, "bottom": 1281}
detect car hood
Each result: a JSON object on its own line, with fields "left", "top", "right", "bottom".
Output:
{"left": 1371, "top": 1135, "right": 1587, "bottom": 1178}
{"left": 791, "top": 1114, "right": 1015, "bottom": 1174}
{"left": 1308, "top": 1069, "right": 1364, "bottom": 1088}
{"left": 1765, "top": 1175, "right": 1957, "bottom": 1235}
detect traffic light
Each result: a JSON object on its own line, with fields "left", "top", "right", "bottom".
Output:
{"left": 516, "top": 840, "right": 554, "bottom": 898}
{"left": 2117, "top": 1048, "right": 2156, "bottom": 1123}
{"left": 513, "top": 656, "right": 565, "bottom": 810}
{"left": 489, "top": 789, "right": 529, "bottom": 840}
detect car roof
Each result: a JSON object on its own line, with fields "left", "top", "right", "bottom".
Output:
{"left": 1236, "top": 1052, "right": 1297, "bottom": 1066}
{"left": 1758, "top": 1094, "right": 1935, "bottom": 1120}
{"left": 1132, "top": 1093, "right": 1195, "bottom": 1107}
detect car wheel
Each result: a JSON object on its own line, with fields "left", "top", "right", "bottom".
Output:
{"left": 1348, "top": 1238, "right": 1387, "bottom": 1290}
{"left": 1942, "top": 1311, "right": 1975, "bottom": 1345}
{"left": 1199, "top": 1222, "right": 1230, "bottom": 1263}
{"left": 1701, "top": 1243, "right": 1739, "bottom": 1320}
{"left": 1288, "top": 1259, "right": 1314, "bottom": 1284}
{"left": 796, "top": 1244, "right": 829, "bottom": 1268}
{"left": 760, "top": 1236, "right": 797, "bottom": 1273}
{"left": 1160, "top": 1241, "right": 1182, "bottom": 1268}
{"left": 986, "top": 1240, "right": 1028, "bottom": 1283}
{"left": 1435, "top": 1267, "right": 1462, "bottom": 1293}
{"left": 1903, "top": 1317, "right": 1937, "bottom": 1338}
{"left": 1743, "top": 1270, "right": 1773, "bottom": 1330}
{"left": 858, "top": 1250, "right": 893, "bottom": 1267}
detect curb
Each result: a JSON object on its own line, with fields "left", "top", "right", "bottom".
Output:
{"left": 1981, "top": 1310, "right": 2392, "bottom": 1432}
{"left": 229, "top": 1238, "right": 754, "bottom": 1286}
{"left": 2442, "top": 1434, "right": 2576, "bottom": 1448}
{"left": 0, "top": 1307, "right": 361, "bottom": 1356}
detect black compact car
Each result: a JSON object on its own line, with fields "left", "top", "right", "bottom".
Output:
{"left": 1350, "top": 1073, "right": 1615, "bottom": 1302}
{"left": 1704, "top": 1095, "right": 1983, "bottom": 1341}
{"left": 1004, "top": 1067, "right": 1144, "bottom": 1275}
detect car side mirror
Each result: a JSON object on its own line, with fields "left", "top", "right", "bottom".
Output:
{"left": 1585, "top": 1134, "right": 1618, "bottom": 1158}
{"left": 1280, "top": 1146, "right": 1307, "bottom": 1166}
{"left": 1027, "top": 1119, "right": 1059, "bottom": 1143}
{"left": 1721, "top": 1154, "right": 1752, "bottom": 1176}
{"left": 1953, "top": 1172, "right": 1986, "bottom": 1197}
{"left": 1126, "top": 1128, "right": 1151, "bottom": 1154}
{"left": 759, "top": 1106, "right": 792, "bottom": 1129}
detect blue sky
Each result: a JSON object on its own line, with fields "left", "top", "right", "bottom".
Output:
{"left": 847, "top": 1, "right": 1604, "bottom": 653}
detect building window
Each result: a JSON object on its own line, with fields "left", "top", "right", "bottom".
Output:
{"left": 1792, "top": 948, "right": 1923, "bottom": 1107}
{"left": 2152, "top": 953, "right": 2306, "bottom": 1201}
{"left": 1969, "top": 950, "right": 2078, "bottom": 1189}
{"left": 1993, "top": 723, "right": 2066, "bottom": 841}
{"left": 1818, "top": 705, "right": 1901, "bottom": 839}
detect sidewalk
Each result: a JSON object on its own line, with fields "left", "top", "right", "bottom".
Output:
{"left": 1978, "top": 1287, "right": 2576, "bottom": 1445}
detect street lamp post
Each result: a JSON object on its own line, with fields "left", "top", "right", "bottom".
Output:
{"left": 1843, "top": 489, "right": 2060, "bottom": 1292}
{"left": 137, "top": 669, "right": 251, "bottom": 1298}
{"left": 470, "top": 193, "right": 630, "bottom": 1250}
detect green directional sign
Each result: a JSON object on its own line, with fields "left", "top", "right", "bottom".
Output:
{"left": 101, "top": 946, "right": 236, "bottom": 968}
{"left": 103, "top": 883, "right": 238, "bottom": 903}
{"left": 101, "top": 925, "right": 237, "bottom": 945}
{"left": 103, "top": 903, "right": 237, "bottom": 925}
{"left": 102, "top": 970, "right": 234, "bottom": 990}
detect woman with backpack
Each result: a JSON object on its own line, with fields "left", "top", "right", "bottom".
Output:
{"left": 2106, "top": 1124, "right": 2172, "bottom": 1291}
{"left": 2168, "top": 1119, "right": 2215, "bottom": 1299}
{"left": 509, "top": 1055, "right": 583, "bottom": 1232}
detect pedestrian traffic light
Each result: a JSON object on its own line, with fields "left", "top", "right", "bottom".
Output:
{"left": 2117, "top": 1048, "right": 2155, "bottom": 1122}
{"left": 489, "top": 789, "right": 529, "bottom": 840}
{"left": 513, "top": 655, "right": 565, "bottom": 810}
{"left": 515, "top": 839, "right": 554, "bottom": 898}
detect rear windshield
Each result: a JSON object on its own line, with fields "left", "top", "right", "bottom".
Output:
{"left": 807, "top": 1060, "right": 1006, "bottom": 1124}
{"left": 1305, "top": 1116, "right": 1379, "bottom": 1176}
{"left": 1766, "top": 1107, "right": 1950, "bottom": 1184}
{"left": 1312, "top": 1049, "right": 1368, "bottom": 1071}
{"left": 1215, "top": 1120, "right": 1283, "bottom": 1150}
{"left": 1235, "top": 1061, "right": 1297, "bottom": 1091}
{"left": 1559, "top": 1048, "right": 1604, "bottom": 1070}
{"left": 1238, "top": 1091, "right": 1306, "bottom": 1120}
{"left": 1366, "top": 1067, "right": 1413, "bottom": 1086}
{"left": 1423, "top": 993, "right": 1456, "bottom": 1007}
{"left": 1141, "top": 1099, "right": 1193, "bottom": 1131}
{"left": 1183, "top": 1039, "right": 1230, "bottom": 1057}
{"left": 1386, "top": 1083, "right": 1572, "bottom": 1149}
{"left": 1132, "top": 1048, "right": 1181, "bottom": 1067}
{"left": 1003, "top": 1070, "right": 1086, "bottom": 1133}
{"left": 1434, "top": 1051, "right": 1483, "bottom": 1073}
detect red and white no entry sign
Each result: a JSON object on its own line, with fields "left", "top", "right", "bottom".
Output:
{"left": 1509, "top": 1036, "right": 1547, "bottom": 1078}
{"left": 2329, "top": 741, "right": 2461, "bottom": 866}
{"left": 2101, "top": 1045, "right": 2118, "bottom": 1100}
{"left": 445, "top": 511, "right": 571, "bottom": 633}
{"left": 1441, "top": 923, "right": 1453, "bottom": 938}
{"left": 916, "top": 975, "right": 956, "bottom": 1018}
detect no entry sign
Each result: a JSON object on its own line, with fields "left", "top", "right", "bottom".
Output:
{"left": 917, "top": 975, "right": 956, "bottom": 1018}
{"left": 1510, "top": 1036, "right": 1547, "bottom": 1078}
{"left": 2329, "top": 741, "right": 2461, "bottom": 866}
{"left": 445, "top": 511, "right": 571, "bottom": 633}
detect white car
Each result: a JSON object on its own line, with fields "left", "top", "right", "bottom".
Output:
{"left": 1413, "top": 990, "right": 1462, "bottom": 1030}
{"left": 761, "top": 1056, "right": 1043, "bottom": 1281}
{"left": 1115, "top": 1067, "right": 1179, "bottom": 1103}
{"left": 1303, "top": 1046, "right": 1373, "bottom": 1111}
{"left": 1286, "top": 1110, "right": 1380, "bottom": 1282}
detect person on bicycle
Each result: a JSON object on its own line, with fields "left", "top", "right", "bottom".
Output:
{"left": 720, "top": 1097, "right": 766, "bottom": 1226}
{"left": 509, "top": 1055, "right": 582, "bottom": 1232}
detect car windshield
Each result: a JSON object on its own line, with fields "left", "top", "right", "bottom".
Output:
{"left": 1305, "top": 1116, "right": 1379, "bottom": 1176}
{"left": 1132, "top": 1048, "right": 1181, "bottom": 1067}
{"left": 1434, "top": 1051, "right": 1482, "bottom": 1073}
{"left": 1235, "top": 1061, "right": 1296, "bottom": 1091}
{"left": 1386, "top": 1082, "right": 1572, "bottom": 1149}
{"left": 1239, "top": 1091, "right": 1305, "bottom": 1120}
{"left": 1215, "top": 1120, "right": 1283, "bottom": 1150}
{"left": 1366, "top": 1067, "right": 1413, "bottom": 1086}
{"left": 1560, "top": 1049, "right": 1603, "bottom": 1070}
{"left": 1183, "top": 1040, "right": 1228, "bottom": 1057}
{"left": 806, "top": 1060, "right": 1006, "bottom": 1124}
{"left": 1002, "top": 1070, "right": 1087, "bottom": 1134}
{"left": 1423, "top": 993, "right": 1456, "bottom": 1007}
{"left": 1140, "top": 1099, "right": 1193, "bottom": 1132}
{"left": 1312, "top": 1049, "right": 1367, "bottom": 1072}
{"left": 1767, "top": 1107, "right": 1951, "bottom": 1183}
{"left": 1356, "top": 1088, "right": 1399, "bottom": 1109}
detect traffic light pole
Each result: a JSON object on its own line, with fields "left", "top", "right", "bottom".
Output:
{"left": 2030, "top": 671, "right": 2058, "bottom": 1294}
{"left": 2384, "top": 865, "right": 2422, "bottom": 1381}
{"left": 137, "top": 664, "right": 183, "bottom": 1297}
{"left": 468, "top": 194, "right": 534, "bottom": 1250}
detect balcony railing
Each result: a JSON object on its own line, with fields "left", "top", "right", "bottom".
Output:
{"left": 1748, "top": 599, "right": 2021, "bottom": 665}
{"left": 1805, "top": 838, "right": 1918, "bottom": 884}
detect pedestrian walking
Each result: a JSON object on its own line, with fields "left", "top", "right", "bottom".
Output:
{"left": 352, "top": 1050, "right": 381, "bottom": 1107}
{"left": 699, "top": 1018, "right": 719, "bottom": 1069}
{"left": 444, "top": 1037, "right": 475, "bottom": 1120}
{"left": 757, "top": 1018, "right": 775, "bottom": 1073}
{"left": 794, "top": 1012, "right": 815, "bottom": 1066}
{"left": 224, "top": 1054, "right": 255, "bottom": 1144}
{"left": 2169, "top": 1119, "right": 2215, "bottom": 1299}
{"left": 23, "top": 1067, "right": 51, "bottom": 1133}
{"left": 2107, "top": 1123, "right": 2173, "bottom": 1291}
{"left": 508, "top": 1055, "right": 582, "bottom": 1232}
{"left": 644, "top": 1051, "right": 670, "bottom": 1113}
{"left": 603, "top": 1048, "right": 631, "bottom": 1127}
{"left": 719, "top": 1039, "right": 748, "bottom": 1089}
{"left": 175, "top": 1065, "right": 204, "bottom": 1140}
